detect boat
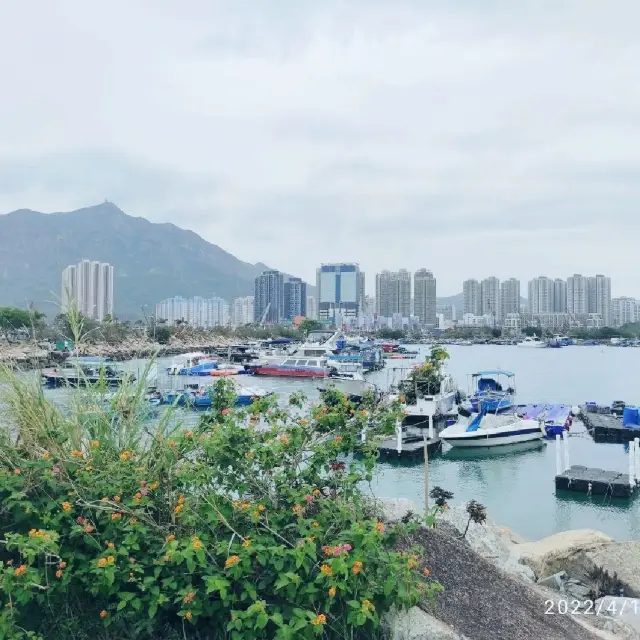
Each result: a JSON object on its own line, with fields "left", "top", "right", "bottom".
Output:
{"left": 162, "top": 379, "right": 272, "bottom": 408}
{"left": 330, "top": 344, "right": 384, "bottom": 372}
{"left": 467, "top": 370, "right": 516, "bottom": 413}
{"left": 516, "top": 337, "right": 547, "bottom": 348}
{"left": 317, "top": 361, "right": 375, "bottom": 400}
{"left": 515, "top": 403, "right": 574, "bottom": 438}
{"left": 439, "top": 409, "right": 545, "bottom": 448}
{"left": 166, "top": 352, "right": 211, "bottom": 375}
{"left": 251, "top": 357, "right": 327, "bottom": 378}
{"left": 41, "top": 357, "right": 135, "bottom": 388}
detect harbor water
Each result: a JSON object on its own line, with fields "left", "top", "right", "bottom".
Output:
{"left": 44, "top": 345, "right": 640, "bottom": 542}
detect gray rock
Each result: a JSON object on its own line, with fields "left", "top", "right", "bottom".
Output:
{"left": 385, "top": 606, "right": 467, "bottom": 640}
{"left": 378, "top": 497, "right": 418, "bottom": 523}
{"left": 565, "top": 582, "right": 593, "bottom": 599}
{"left": 587, "top": 543, "right": 640, "bottom": 598}
{"left": 538, "top": 571, "right": 568, "bottom": 590}
{"left": 594, "top": 598, "right": 640, "bottom": 637}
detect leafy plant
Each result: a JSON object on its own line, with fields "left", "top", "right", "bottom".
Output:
{"left": 400, "top": 346, "right": 449, "bottom": 403}
{"left": 462, "top": 501, "right": 487, "bottom": 538}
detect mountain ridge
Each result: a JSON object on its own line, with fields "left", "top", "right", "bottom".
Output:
{"left": 0, "top": 202, "right": 312, "bottom": 320}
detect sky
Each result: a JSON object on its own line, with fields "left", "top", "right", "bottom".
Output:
{"left": 0, "top": 0, "right": 639, "bottom": 297}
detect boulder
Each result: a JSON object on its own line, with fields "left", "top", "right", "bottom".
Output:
{"left": 517, "top": 529, "right": 613, "bottom": 579}
{"left": 378, "top": 497, "right": 419, "bottom": 523}
{"left": 587, "top": 543, "right": 640, "bottom": 598}
{"left": 594, "top": 598, "right": 640, "bottom": 637}
{"left": 439, "top": 505, "right": 535, "bottom": 583}
{"left": 385, "top": 606, "right": 467, "bottom": 640}
{"left": 538, "top": 571, "right": 568, "bottom": 590}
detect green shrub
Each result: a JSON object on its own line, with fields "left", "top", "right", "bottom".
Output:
{"left": 0, "top": 373, "right": 441, "bottom": 639}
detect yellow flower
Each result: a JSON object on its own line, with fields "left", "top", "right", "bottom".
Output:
{"left": 312, "top": 521, "right": 320, "bottom": 528}
{"left": 97, "top": 558, "right": 108, "bottom": 568}
{"left": 375, "top": 521, "right": 385, "bottom": 534}
{"left": 292, "top": 504, "right": 303, "bottom": 516}
{"left": 352, "top": 560, "right": 363, "bottom": 575}
{"left": 407, "top": 558, "right": 418, "bottom": 569}
{"left": 313, "top": 489, "right": 321, "bottom": 497}
{"left": 62, "top": 501, "right": 72, "bottom": 512}
{"left": 242, "top": 538, "right": 251, "bottom": 548}
{"left": 107, "top": 556, "right": 115, "bottom": 565}
{"left": 111, "top": 512, "right": 122, "bottom": 521}
{"left": 119, "top": 450, "right": 132, "bottom": 461}
{"left": 91, "top": 440, "right": 100, "bottom": 448}
{"left": 174, "top": 504, "right": 184, "bottom": 514}
{"left": 257, "top": 504, "right": 265, "bottom": 512}
{"left": 240, "top": 502, "right": 251, "bottom": 511}
{"left": 191, "top": 536, "right": 202, "bottom": 550}
{"left": 100, "top": 610, "right": 108, "bottom": 619}
{"left": 14, "top": 565, "right": 27, "bottom": 577}
{"left": 150, "top": 481, "right": 159, "bottom": 491}
{"left": 362, "top": 599, "right": 375, "bottom": 612}
{"left": 178, "top": 494, "right": 185, "bottom": 505}
{"left": 311, "top": 614, "right": 326, "bottom": 626}
{"left": 328, "top": 586, "right": 336, "bottom": 597}
{"left": 185, "top": 611, "right": 192, "bottom": 621}
{"left": 225, "top": 555, "right": 240, "bottom": 569}
{"left": 42, "top": 451, "right": 51, "bottom": 460}
{"left": 166, "top": 534, "right": 176, "bottom": 543}
{"left": 71, "top": 449, "right": 83, "bottom": 458}
{"left": 320, "top": 564, "right": 332, "bottom": 576}
{"left": 107, "top": 542, "right": 115, "bottom": 549}
{"left": 246, "top": 451, "right": 254, "bottom": 458}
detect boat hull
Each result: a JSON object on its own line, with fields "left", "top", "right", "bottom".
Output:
{"left": 441, "top": 428, "right": 544, "bottom": 448}
{"left": 42, "top": 374, "right": 131, "bottom": 388}
{"left": 252, "top": 366, "right": 326, "bottom": 378}
{"left": 318, "top": 377, "right": 370, "bottom": 398}
{"left": 516, "top": 342, "right": 546, "bottom": 348}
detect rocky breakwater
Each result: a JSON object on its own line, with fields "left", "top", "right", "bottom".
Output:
{"left": 377, "top": 498, "right": 638, "bottom": 640}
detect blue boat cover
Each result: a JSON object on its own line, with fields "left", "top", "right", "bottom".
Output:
{"left": 466, "top": 413, "right": 484, "bottom": 432}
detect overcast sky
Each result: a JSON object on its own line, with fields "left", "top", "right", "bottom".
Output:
{"left": 1, "top": 1, "right": 639, "bottom": 296}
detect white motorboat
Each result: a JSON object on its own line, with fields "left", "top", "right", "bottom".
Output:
{"left": 516, "top": 337, "right": 547, "bottom": 348}
{"left": 166, "top": 352, "right": 210, "bottom": 375}
{"left": 439, "top": 411, "right": 545, "bottom": 448}
{"left": 318, "top": 361, "right": 374, "bottom": 399}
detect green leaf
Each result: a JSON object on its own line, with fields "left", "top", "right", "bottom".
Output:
{"left": 255, "top": 613, "right": 269, "bottom": 629}
{"left": 186, "top": 557, "right": 196, "bottom": 573}
{"left": 148, "top": 602, "right": 158, "bottom": 618}
{"left": 347, "top": 600, "right": 361, "bottom": 609}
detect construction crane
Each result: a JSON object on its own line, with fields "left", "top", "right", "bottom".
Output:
{"left": 260, "top": 302, "right": 271, "bottom": 327}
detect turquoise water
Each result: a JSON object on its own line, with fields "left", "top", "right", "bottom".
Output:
{"left": 46, "top": 345, "right": 640, "bottom": 541}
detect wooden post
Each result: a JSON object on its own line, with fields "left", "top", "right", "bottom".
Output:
{"left": 423, "top": 434, "right": 429, "bottom": 516}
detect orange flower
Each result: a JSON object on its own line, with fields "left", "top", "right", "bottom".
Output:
{"left": 162, "top": 555, "right": 170, "bottom": 562}
{"left": 166, "top": 534, "right": 176, "bottom": 543}
{"left": 183, "top": 591, "right": 196, "bottom": 604}
{"left": 221, "top": 408, "right": 232, "bottom": 415}
{"left": 242, "top": 538, "right": 251, "bottom": 548}
{"left": 225, "top": 555, "right": 240, "bottom": 568}
{"left": 119, "top": 450, "right": 132, "bottom": 461}
{"left": 59, "top": 561, "right": 67, "bottom": 569}
{"left": 407, "top": 558, "right": 418, "bottom": 569}
{"left": 174, "top": 504, "right": 184, "bottom": 514}
{"left": 300, "top": 419, "right": 308, "bottom": 425}
{"left": 328, "top": 586, "right": 336, "bottom": 597}
{"left": 375, "top": 522, "right": 385, "bottom": 534}
{"left": 106, "top": 542, "right": 115, "bottom": 549}
{"left": 257, "top": 504, "right": 265, "bottom": 512}
{"left": 113, "top": 495, "right": 121, "bottom": 503}
{"left": 91, "top": 440, "right": 100, "bottom": 448}
{"left": 362, "top": 599, "right": 375, "bottom": 612}
{"left": 246, "top": 452, "right": 254, "bottom": 458}
{"left": 334, "top": 436, "right": 343, "bottom": 443}
{"left": 42, "top": 451, "right": 51, "bottom": 460}
{"left": 360, "top": 409, "right": 369, "bottom": 416}
{"left": 84, "top": 524, "right": 94, "bottom": 534}
{"left": 292, "top": 504, "right": 303, "bottom": 516}
{"left": 14, "top": 565, "right": 27, "bottom": 577}
{"left": 106, "top": 556, "right": 115, "bottom": 565}
{"left": 150, "top": 481, "right": 159, "bottom": 490}
{"left": 185, "top": 611, "right": 192, "bottom": 621}
{"left": 62, "top": 501, "right": 72, "bottom": 512}
{"left": 100, "top": 610, "right": 108, "bottom": 619}
{"left": 312, "top": 521, "right": 320, "bottom": 528}
{"left": 278, "top": 434, "right": 290, "bottom": 445}
{"left": 320, "top": 564, "right": 332, "bottom": 576}
{"left": 352, "top": 561, "right": 363, "bottom": 575}
{"left": 71, "top": 449, "right": 83, "bottom": 458}
{"left": 191, "top": 536, "right": 202, "bottom": 550}
{"left": 313, "top": 489, "right": 321, "bottom": 497}
{"left": 130, "top": 519, "right": 137, "bottom": 525}
{"left": 423, "top": 568, "right": 430, "bottom": 577}
{"left": 311, "top": 614, "right": 326, "bottom": 626}
{"left": 185, "top": 430, "right": 193, "bottom": 438}
{"left": 14, "top": 468, "right": 21, "bottom": 475}
{"left": 55, "top": 569, "right": 63, "bottom": 579}
{"left": 178, "top": 495, "right": 185, "bottom": 505}
{"left": 97, "top": 558, "right": 108, "bottom": 568}
{"left": 111, "top": 512, "right": 122, "bottom": 521}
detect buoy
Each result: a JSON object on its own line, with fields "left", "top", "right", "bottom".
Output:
{"left": 571, "top": 406, "right": 581, "bottom": 416}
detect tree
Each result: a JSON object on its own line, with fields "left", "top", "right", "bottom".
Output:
{"left": 378, "top": 328, "right": 406, "bottom": 340}
{"left": 151, "top": 325, "right": 173, "bottom": 344}
{"left": 463, "top": 500, "right": 487, "bottom": 538}
{"left": 522, "top": 326, "right": 542, "bottom": 337}
{"left": 491, "top": 328, "right": 502, "bottom": 338}
{"left": 297, "top": 318, "right": 323, "bottom": 335}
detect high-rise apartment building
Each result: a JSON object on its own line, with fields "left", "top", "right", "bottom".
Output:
{"left": 500, "top": 278, "right": 520, "bottom": 316}
{"left": 231, "top": 296, "right": 254, "bottom": 327}
{"left": 592, "top": 274, "right": 612, "bottom": 326}
{"left": 61, "top": 259, "right": 114, "bottom": 321}
{"left": 480, "top": 277, "right": 501, "bottom": 319}
{"left": 611, "top": 297, "right": 637, "bottom": 328}
{"left": 413, "top": 269, "right": 437, "bottom": 327}
{"left": 283, "top": 277, "right": 307, "bottom": 320}
{"left": 553, "top": 279, "right": 567, "bottom": 313}
{"left": 566, "top": 274, "right": 589, "bottom": 314}
{"left": 306, "top": 296, "right": 317, "bottom": 320}
{"left": 528, "top": 277, "right": 554, "bottom": 314}
{"left": 254, "top": 270, "right": 284, "bottom": 323}
{"left": 156, "top": 296, "right": 229, "bottom": 328}
{"left": 316, "top": 263, "right": 364, "bottom": 321}
{"left": 462, "top": 279, "right": 481, "bottom": 316}
{"left": 376, "top": 269, "right": 411, "bottom": 318}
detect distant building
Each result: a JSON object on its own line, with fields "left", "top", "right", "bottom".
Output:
{"left": 316, "top": 263, "right": 364, "bottom": 321}
{"left": 591, "top": 275, "right": 612, "bottom": 326}
{"left": 480, "top": 277, "right": 501, "bottom": 320}
{"left": 553, "top": 279, "right": 567, "bottom": 313}
{"left": 611, "top": 297, "right": 636, "bottom": 328}
{"left": 283, "top": 277, "right": 307, "bottom": 320}
{"left": 436, "top": 304, "right": 455, "bottom": 322}
{"left": 61, "top": 259, "right": 114, "bottom": 321}
{"left": 376, "top": 269, "right": 411, "bottom": 318}
{"left": 231, "top": 296, "right": 254, "bottom": 327}
{"left": 155, "top": 296, "right": 229, "bottom": 328}
{"left": 528, "top": 277, "right": 554, "bottom": 314}
{"left": 462, "top": 279, "right": 481, "bottom": 316}
{"left": 567, "top": 274, "right": 589, "bottom": 315}
{"left": 500, "top": 278, "right": 520, "bottom": 317}
{"left": 254, "top": 270, "right": 284, "bottom": 324}
{"left": 414, "top": 269, "right": 437, "bottom": 327}
{"left": 306, "top": 295, "right": 317, "bottom": 320}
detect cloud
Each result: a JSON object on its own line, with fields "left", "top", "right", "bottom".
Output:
{"left": 0, "top": 0, "right": 639, "bottom": 296}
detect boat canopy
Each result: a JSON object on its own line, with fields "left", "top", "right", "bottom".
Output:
{"left": 472, "top": 370, "right": 515, "bottom": 378}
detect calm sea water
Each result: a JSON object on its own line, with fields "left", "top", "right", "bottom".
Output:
{"left": 44, "top": 345, "right": 640, "bottom": 542}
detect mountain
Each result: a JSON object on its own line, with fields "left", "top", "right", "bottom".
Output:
{"left": 0, "top": 202, "right": 312, "bottom": 320}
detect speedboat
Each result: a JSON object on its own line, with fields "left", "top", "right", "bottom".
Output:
{"left": 42, "top": 357, "right": 134, "bottom": 388}
{"left": 166, "top": 352, "right": 211, "bottom": 375}
{"left": 250, "top": 356, "right": 327, "bottom": 378}
{"left": 516, "top": 337, "right": 546, "bottom": 348}
{"left": 467, "top": 370, "right": 515, "bottom": 413}
{"left": 317, "top": 361, "right": 375, "bottom": 400}
{"left": 439, "top": 410, "right": 545, "bottom": 448}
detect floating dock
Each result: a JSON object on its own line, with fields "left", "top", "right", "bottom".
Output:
{"left": 377, "top": 434, "right": 441, "bottom": 460}
{"left": 582, "top": 410, "right": 640, "bottom": 443}
{"left": 555, "top": 465, "right": 633, "bottom": 498}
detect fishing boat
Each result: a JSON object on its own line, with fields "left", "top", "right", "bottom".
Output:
{"left": 516, "top": 336, "right": 546, "bottom": 348}
{"left": 439, "top": 409, "right": 545, "bottom": 448}
{"left": 317, "top": 361, "right": 375, "bottom": 400}
{"left": 251, "top": 357, "right": 327, "bottom": 378}
{"left": 467, "top": 370, "right": 516, "bottom": 413}
{"left": 41, "top": 357, "right": 134, "bottom": 388}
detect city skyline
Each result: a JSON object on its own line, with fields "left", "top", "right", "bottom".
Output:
{"left": 61, "top": 259, "right": 114, "bottom": 322}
